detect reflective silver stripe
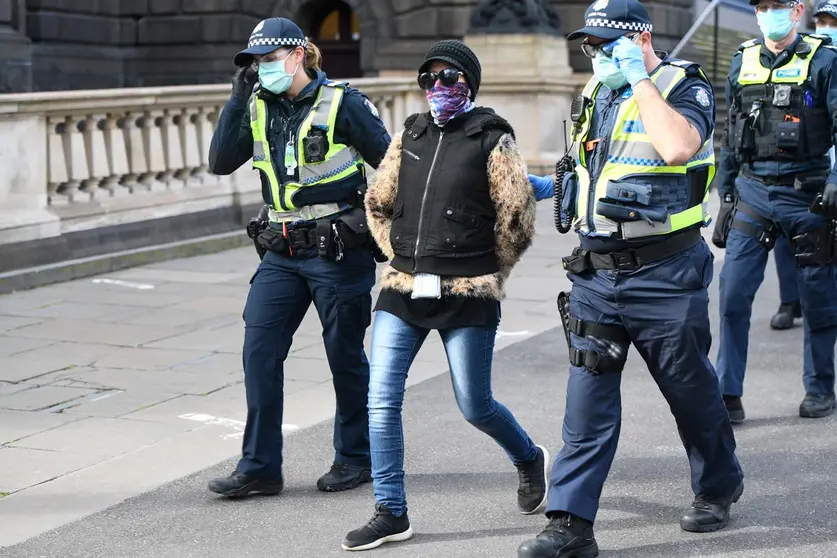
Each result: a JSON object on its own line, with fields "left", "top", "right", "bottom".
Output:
{"left": 608, "top": 137, "right": 713, "bottom": 167}
{"left": 268, "top": 204, "right": 345, "bottom": 223}
{"left": 311, "top": 86, "right": 337, "bottom": 128}
{"left": 619, "top": 201, "right": 710, "bottom": 239}
{"left": 250, "top": 97, "right": 268, "bottom": 162}
{"left": 298, "top": 146, "right": 362, "bottom": 184}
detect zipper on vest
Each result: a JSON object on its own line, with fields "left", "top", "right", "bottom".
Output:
{"left": 413, "top": 130, "right": 444, "bottom": 271}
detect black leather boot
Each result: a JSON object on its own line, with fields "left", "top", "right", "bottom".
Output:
{"left": 518, "top": 513, "right": 598, "bottom": 558}
{"left": 680, "top": 482, "right": 743, "bottom": 533}
{"left": 769, "top": 301, "right": 801, "bottom": 330}
{"left": 799, "top": 393, "right": 836, "bottom": 418}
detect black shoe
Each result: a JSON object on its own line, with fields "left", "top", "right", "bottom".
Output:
{"left": 799, "top": 393, "right": 836, "bottom": 418}
{"left": 518, "top": 513, "right": 598, "bottom": 558}
{"left": 723, "top": 395, "right": 745, "bottom": 424}
{"left": 516, "top": 445, "right": 550, "bottom": 514}
{"left": 680, "top": 481, "right": 743, "bottom": 533}
{"left": 342, "top": 504, "right": 413, "bottom": 551}
{"left": 317, "top": 462, "right": 372, "bottom": 492}
{"left": 207, "top": 471, "right": 283, "bottom": 498}
{"left": 770, "top": 301, "right": 801, "bottom": 330}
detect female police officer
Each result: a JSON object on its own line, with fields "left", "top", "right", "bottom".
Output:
{"left": 206, "top": 17, "right": 391, "bottom": 498}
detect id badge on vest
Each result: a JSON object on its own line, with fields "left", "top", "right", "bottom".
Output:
{"left": 284, "top": 136, "right": 297, "bottom": 177}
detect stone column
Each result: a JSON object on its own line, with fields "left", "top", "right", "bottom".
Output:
{"left": 464, "top": 0, "right": 580, "bottom": 174}
{"left": 0, "top": 0, "right": 32, "bottom": 93}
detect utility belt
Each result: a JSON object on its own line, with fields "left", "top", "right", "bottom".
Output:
{"left": 247, "top": 206, "right": 373, "bottom": 262}
{"left": 741, "top": 169, "right": 826, "bottom": 193}
{"left": 561, "top": 228, "right": 702, "bottom": 273}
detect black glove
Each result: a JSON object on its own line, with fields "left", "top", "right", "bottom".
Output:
{"left": 712, "top": 191, "right": 737, "bottom": 249}
{"left": 821, "top": 182, "right": 837, "bottom": 218}
{"left": 232, "top": 65, "right": 258, "bottom": 100}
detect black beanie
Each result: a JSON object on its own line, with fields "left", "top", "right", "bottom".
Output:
{"left": 418, "top": 39, "right": 482, "bottom": 101}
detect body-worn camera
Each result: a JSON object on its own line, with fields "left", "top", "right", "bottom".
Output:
{"left": 302, "top": 129, "right": 329, "bottom": 163}
{"left": 773, "top": 84, "right": 792, "bottom": 107}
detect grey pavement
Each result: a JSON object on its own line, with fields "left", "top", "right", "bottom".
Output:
{"left": 2, "top": 199, "right": 837, "bottom": 557}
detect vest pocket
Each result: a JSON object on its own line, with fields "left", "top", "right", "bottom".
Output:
{"left": 431, "top": 203, "right": 494, "bottom": 257}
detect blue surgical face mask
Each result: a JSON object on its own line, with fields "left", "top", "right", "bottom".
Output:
{"left": 756, "top": 8, "right": 796, "bottom": 41}
{"left": 258, "top": 54, "right": 299, "bottom": 95}
{"left": 816, "top": 26, "right": 837, "bottom": 42}
{"left": 592, "top": 54, "right": 628, "bottom": 90}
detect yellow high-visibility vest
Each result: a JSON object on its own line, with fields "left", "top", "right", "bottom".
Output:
{"left": 249, "top": 81, "right": 365, "bottom": 222}
{"left": 571, "top": 61, "right": 716, "bottom": 239}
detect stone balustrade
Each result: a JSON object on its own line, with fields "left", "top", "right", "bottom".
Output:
{"left": 0, "top": 64, "right": 584, "bottom": 282}
{"left": 0, "top": 77, "right": 427, "bottom": 248}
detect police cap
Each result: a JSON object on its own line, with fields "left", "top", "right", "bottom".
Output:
{"left": 567, "top": 0, "right": 653, "bottom": 41}
{"left": 814, "top": 0, "right": 837, "bottom": 17}
{"left": 234, "top": 18, "right": 308, "bottom": 67}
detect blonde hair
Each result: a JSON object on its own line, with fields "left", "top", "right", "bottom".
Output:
{"left": 303, "top": 38, "right": 322, "bottom": 71}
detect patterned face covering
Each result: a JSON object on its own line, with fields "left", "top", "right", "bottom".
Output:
{"left": 425, "top": 81, "right": 473, "bottom": 125}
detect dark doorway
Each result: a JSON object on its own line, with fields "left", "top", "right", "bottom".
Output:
{"left": 307, "top": 0, "right": 362, "bottom": 78}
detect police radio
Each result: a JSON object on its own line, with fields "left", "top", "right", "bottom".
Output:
{"left": 303, "top": 128, "right": 329, "bottom": 163}
{"left": 570, "top": 95, "right": 590, "bottom": 134}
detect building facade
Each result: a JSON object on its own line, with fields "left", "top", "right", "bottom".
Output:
{"left": 0, "top": 0, "right": 706, "bottom": 94}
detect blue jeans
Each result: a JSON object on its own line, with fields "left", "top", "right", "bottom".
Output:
{"left": 716, "top": 175, "right": 837, "bottom": 398}
{"left": 368, "top": 310, "right": 538, "bottom": 516}
{"left": 236, "top": 247, "right": 376, "bottom": 480}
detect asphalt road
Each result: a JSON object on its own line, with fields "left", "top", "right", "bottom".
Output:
{"left": 3, "top": 261, "right": 836, "bottom": 558}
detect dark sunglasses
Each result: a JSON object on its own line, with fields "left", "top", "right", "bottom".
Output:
{"left": 417, "top": 68, "right": 463, "bottom": 90}
{"left": 580, "top": 33, "right": 639, "bottom": 59}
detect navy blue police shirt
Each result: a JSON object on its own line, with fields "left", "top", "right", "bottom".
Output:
{"left": 717, "top": 34, "right": 837, "bottom": 197}
{"left": 208, "top": 69, "right": 392, "bottom": 209}
{"left": 579, "top": 55, "right": 716, "bottom": 252}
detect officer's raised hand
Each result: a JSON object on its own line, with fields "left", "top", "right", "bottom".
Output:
{"left": 232, "top": 64, "right": 258, "bottom": 100}
{"left": 821, "top": 182, "right": 837, "bottom": 217}
{"left": 610, "top": 36, "right": 650, "bottom": 87}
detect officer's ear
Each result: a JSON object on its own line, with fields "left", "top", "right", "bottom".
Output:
{"left": 635, "top": 31, "right": 652, "bottom": 54}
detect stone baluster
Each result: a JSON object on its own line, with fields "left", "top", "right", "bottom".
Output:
{"left": 80, "top": 114, "right": 110, "bottom": 200}
{"left": 158, "top": 109, "right": 185, "bottom": 190}
{"left": 101, "top": 114, "right": 130, "bottom": 196}
{"left": 141, "top": 110, "right": 167, "bottom": 191}
{"left": 58, "top": 115, "right": 90, "bottom": 203}
{"left": 177, "top": 108, "right": 202, "bottom": 187}
{"left": 392, "top": 93, "right": 407, "bottom": 133}
{"left": 122, "top": 112, "right": 148, "bottom": 193}
{"left": 195, "top": 106, "right": 219, "bottom": 186}
{"left": 46, "top": 116, "right": 69, "bottom": 206}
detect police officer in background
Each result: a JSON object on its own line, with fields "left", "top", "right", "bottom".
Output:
{"left": 520, "top": 0, "right": 743, "bottom": 555}
{"left": 205, "top": 17, "right": 391, "bottom": 497}
{"left": 769, "top": 0, "right": 837, "bottom": 332}
{"left": 712, "top": 0, "right": 837, "bottom": 424}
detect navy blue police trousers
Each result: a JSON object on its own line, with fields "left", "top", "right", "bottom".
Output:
{"left": 716, "top": 175, "right": 837, "bottom": 398}
{"left": 547, "top": 239, "right": 743, "bottom": 523}
{"left": 236, "top": 246, "right": 377, "bottom": 481}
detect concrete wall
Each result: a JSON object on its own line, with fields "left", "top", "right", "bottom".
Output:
{"left": 0, "top": 0, "right": 710, "bottom": 93}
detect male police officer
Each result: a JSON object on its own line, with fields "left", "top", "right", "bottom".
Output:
{"left": 712, "top": 0, "right": 837, "bottom": 424}
{"left": 206, "top": 18, "right": 391, "bottom": 497}
{"left": 768, "top": 0, "right": 837, "bottom": 333}
{"left": 519, "top": 0, "right": 744, "bottom": 555}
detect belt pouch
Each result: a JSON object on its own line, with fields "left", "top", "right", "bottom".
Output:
{"left": 776, "top": 121, "right": 801, "bottom": 150}
{"left": 334, "top": 207, "right": 370, "bottom": 248}
{"left": 562, "top": 248, "right": 590, "bottom": 274}
{"left": 315, "top": 220, "right": 333, "bottom": 258}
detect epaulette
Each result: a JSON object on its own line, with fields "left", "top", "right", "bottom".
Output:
{"left": 667, "top": 58, "right": 708, "bottom": 82}
{"left": 738, "top": 38, "right": 759, "bottom": 51}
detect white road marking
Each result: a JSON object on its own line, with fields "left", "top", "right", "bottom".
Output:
{"left": 178, "top": 413, "right": 299, "bottom": 440}
{"left": 496, "top": 330, "right": 531, "bottom": 338}
{"left": 92, "top": 278, "right": 155, "bottom": 290}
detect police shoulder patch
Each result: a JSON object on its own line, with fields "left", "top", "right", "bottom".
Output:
{"left": 364, "top": 98, "right": 380, "bottom": 119}
{"left": 694, "top": 86, "right": 711, "bottom": 107}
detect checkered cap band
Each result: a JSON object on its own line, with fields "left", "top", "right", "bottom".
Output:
{"left": 817, "top": 2, "right": 837, "bottom": 14}
{"left": 247, "top": 37, "right": 308, "bottom": 49}
{"left": 585, "top": 18, "right": 653, "bottom": 32}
